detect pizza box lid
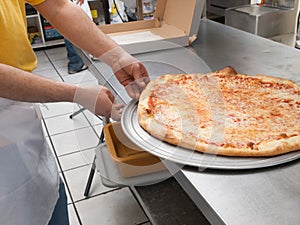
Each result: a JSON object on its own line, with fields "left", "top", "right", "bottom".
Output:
{"left": 103, "top": 122, "right": 166, "bottom": 177}
{"left": 98, "top": 0, "right": 205, "bottom": 54}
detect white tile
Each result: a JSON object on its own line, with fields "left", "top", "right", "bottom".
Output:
{"left": 50, "top": 126, "right": 99, "bottom": 156}
{"left": 39, "top": 102, "right": 80, "bottom": 119}
{"left": 34, "top": 49, "right": 46, "bottom": 57}
{"left": 35, "top": 51, "right": 50, "bottom": 64}
{"left": 75, "top": 188, "right": 148, "bottom": 225}
{"left": 56, "top": 65, "right": 69, "bottom": 76}
{"left": 48, "top": 53, "right": 67, "bottom": 62}
{"left": 52, "top": 58, "right": 69, "bottom": 69}
{"left": 78, "top": 79, "right": 99, "bottom": 86}
{"left": 50, "top": 131, "right": 79, "bottom": 156}
{"left": 34, "top": 61, "right": 54, "bottom": 72}
{"left": 63, "top": 165, "right": 113, "bottom": 202}
{"left": 45, "top": 47, "right": 67, "bottom": 62}
{"left": 45, "top": 46, "right": 66, "bottom": 54}
{"left": 93, "top": 124, "right": 104, "bottom": 137}
{"left": 83, "top": 110, "right": 103, "bottom": 127}
{"left": 58, "top": 148, "right": 95, "bottom": 171}
{"left": 35, "top": 68, "right": 60, "bottom": 79}
{"left": 63, "top": 70, "right": 97, "bottom": 84}
{"left": 80, "top": 148, "right": 96, "bottom": 164}
{"left": 68, "top": 204, "right": 81, "bottom": 225}
{"left": 44, "top": 113, "right": 90, "bottom": 136}
{"left": 36, "top": 46, "right": 149, "bottom": 225}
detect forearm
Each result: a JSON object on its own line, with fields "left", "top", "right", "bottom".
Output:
{"left": 33, "top": 0, "right": 150, "bottom": 100}
{"left": 0, "top": 63, "right": 76, "bottom": 103}
{"left": 35, "top": 0, "right": 118, "bottom": 58}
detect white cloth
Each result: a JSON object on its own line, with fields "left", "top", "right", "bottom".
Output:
{"left": 72, "top": 0, "right": 93, "bottom": 20}
{"left": 0, "top": 98, "right": 59, "bottom": 225}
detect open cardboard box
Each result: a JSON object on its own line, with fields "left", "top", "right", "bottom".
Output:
{"left": 98, "top": 0, "right": 204, "bottom": 54}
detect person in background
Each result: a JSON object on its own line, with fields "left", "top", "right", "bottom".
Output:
{"left": 65, "top": 39, "right": 88, "bottom": 74}
{"left": 65, "top": 0, "right": 91, "bottom": 74}
{"left": 0, "top": 0, "right": 149, "bottom": 225}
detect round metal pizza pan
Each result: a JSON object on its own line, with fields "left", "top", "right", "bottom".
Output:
{"left": 121, "top": 100, "right": 300, "bottom": 170}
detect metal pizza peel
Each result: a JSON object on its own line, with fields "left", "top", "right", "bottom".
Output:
{"left": 116, "top": 60, "right": 300, "bottom": 170}
{"left": 121, "top": 100, "right": 300, "bottom": 170}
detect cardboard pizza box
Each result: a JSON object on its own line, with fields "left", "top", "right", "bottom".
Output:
{"left": 98, "top": 0, "right": 205, "bottom": 54}
{"left": 103, "top": 122, "right": 166, "bottom": 178}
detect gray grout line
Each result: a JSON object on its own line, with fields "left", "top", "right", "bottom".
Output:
{"left": 72, "top": 187, "right": 123, "bottom": 205}
{"left": 137, "top": 221, "right": 152, "bottom": 225}
{"left": 59, "top": 163, "right": 92, "bottom": 173}
{"left": 41, "top": 110, "right": 80, "bottom": 120}
{"left": 129, "top": 186, "right": 156, "bottom": 225}
{"left": 43, "top": 49, "right": 65, "bottom": 82}
{"left": 56, "top": 146, "right": 97, "bottom": 158}
{"left": 82, "top": 110, "right": 103, "bottom": 139}
{"left": 46, "top": 124, "right": 92, "bottom": 137}
{"left": 47, "top": 124, "right": 100, "bottom": 138}
{"left": 43, "top": 47, "right": 110, "bottom": 225}
{"left": 41, "top": 116, "right": 83, "bottom": 225}
{"left": 39, "top": 49, "right": 86, "bottom": 225}
{"left": 38, "top": 47, "right": 149, "bottom": 225}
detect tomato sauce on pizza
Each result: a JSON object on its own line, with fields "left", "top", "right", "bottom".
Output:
{"left": 138, "top": 70, "right": 300, "bottom": 157}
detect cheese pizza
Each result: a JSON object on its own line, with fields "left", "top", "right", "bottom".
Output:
{"left": 138, "top": 68, "right": 300, "bottom": 157}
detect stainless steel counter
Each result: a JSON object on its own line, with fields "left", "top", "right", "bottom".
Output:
{"left": 175, "top": 20, "right": 300, "bottom": 225}
{"left": 191, "top": 19, "right": 300, "bottom": 82}
{"left": 80, "top": 19, "right": 300, "bottom": 225}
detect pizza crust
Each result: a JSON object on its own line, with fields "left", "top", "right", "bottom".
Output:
{"left": 255, "top": 74, "right": 298, "bottom": 86}
{"left": 138, "top": 72, "right": 300, "bottom": 157}
{"left": 192, "top": 136, "right": 300, "bottom": 157}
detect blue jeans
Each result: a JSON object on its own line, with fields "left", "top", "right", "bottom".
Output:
{"left": 48, "top": 179, "right": 69, "bottom": 225}
{"left": 64, "top": 38, "right": 84, "bottom": 71}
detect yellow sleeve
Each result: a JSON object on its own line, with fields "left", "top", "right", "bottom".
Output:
{"left": 25, "top": 0, "right": 47, "bottom": 6}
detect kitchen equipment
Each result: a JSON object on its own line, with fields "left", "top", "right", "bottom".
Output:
{"left": 121, "top": 100, "right": 300, "bottom": 170}
{"left": 225, "top": 0, "right": 298, "bottom": 38}
{"left": 83, "top": 117, "right": 169, "bottom": 193}
{"left": 207, "top": 0, "right": 251, "bottom": 17}
{"left": 95, "top": 142, "right": 171, "bottom": 187}
{"left": 103, "top": 122, "right": 166, "bottom": 177}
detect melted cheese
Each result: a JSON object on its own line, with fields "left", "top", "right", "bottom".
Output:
{"left": 148, "top": 74, "right": 300, "bottom": 150}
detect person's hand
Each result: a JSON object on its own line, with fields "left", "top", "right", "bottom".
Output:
{"left": 98, "top": 47, "right": 150, "bottom": 99}
{"left": 111, "top": 103, "right": 124, "bottom": 121}
{"left": 74, "top": 85, "right": 123, "bottom": 120}
{"left": 115, "top": 62, "right": 150, "bottom": 99}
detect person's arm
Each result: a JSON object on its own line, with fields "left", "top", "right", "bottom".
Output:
{"left": 34, "top": 0, "right": 149, "bottom": 99}
{"left": 0, "top": 64, "right": 75, "bottom": 103}
{"left": 0, "top": 63, "right": 117, "bottom": 118}
{"left": 35, "top": 0, "right": 116, "bottom": 57}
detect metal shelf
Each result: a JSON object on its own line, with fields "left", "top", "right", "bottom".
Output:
{"left": 26, "top": 9, "right": 64, "bottom": 49}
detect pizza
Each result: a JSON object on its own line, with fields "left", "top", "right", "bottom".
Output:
{"left": 137, "top": 67, "right": 300, "bottom": 157}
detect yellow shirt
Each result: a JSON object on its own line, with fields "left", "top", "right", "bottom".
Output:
{"left": 0, "top": 0, "right": 45, "bottom": 71}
